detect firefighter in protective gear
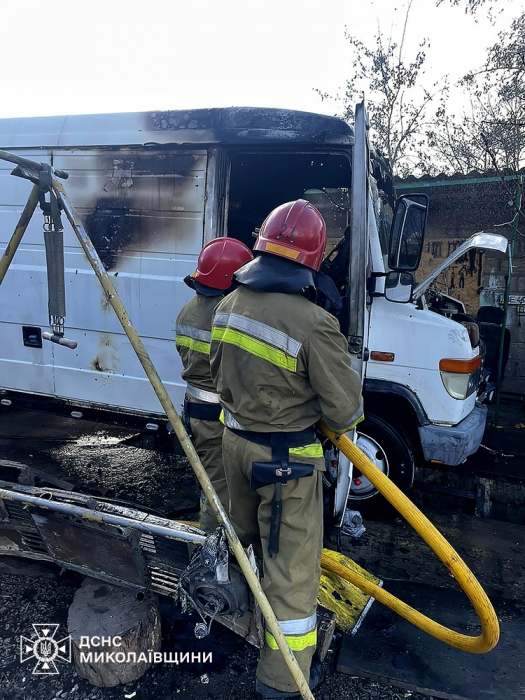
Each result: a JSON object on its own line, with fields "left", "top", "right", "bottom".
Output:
{"left": 209, "top": 200, "right": 363, "bottom": 698}
{"left": 175, "top": 238, "right": 253, "bottom": 532}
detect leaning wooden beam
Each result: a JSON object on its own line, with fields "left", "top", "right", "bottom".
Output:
{"left": 51, "top": 176, "right": 315, "bottom": 700}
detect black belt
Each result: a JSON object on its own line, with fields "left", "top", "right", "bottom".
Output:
{"left": 230, "top": 427, "right": 316, "bottom": 558}
{"left": 228, "top": 425, "right": 316, "bottom": 449}
{"left": 184, "top": 399, "right": 222, "bottom": 422}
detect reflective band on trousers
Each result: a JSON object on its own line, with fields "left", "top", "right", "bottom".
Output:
{"left": 277, "top": 612, "right": 317, "bottom": 635}
{"left": 175, "top": 324, "right": 211, "bottom": 355}
{"left": 186, "top": 384, "right": 220, "bottom": 404}
{"left": 264, "top": 629, "right": 317, "bottom": 652}
{"left": 212, "top": 312, "right": 301, "bottom": 373}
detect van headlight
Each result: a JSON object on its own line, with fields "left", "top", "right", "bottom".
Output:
{"left": 439, "top": 356, "right": 482, "bottom": 400}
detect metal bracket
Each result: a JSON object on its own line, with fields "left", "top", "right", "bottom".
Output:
{"left": 348, "top": 336, "right": 363, "bottom": 355}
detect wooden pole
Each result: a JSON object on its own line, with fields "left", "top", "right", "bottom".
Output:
{"left": 52, "top": 177, "right": 315, "bottom": 700}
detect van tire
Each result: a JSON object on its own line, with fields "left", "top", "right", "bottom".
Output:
{"left": 347, "top": 413, "right": 415, "bottom": 512}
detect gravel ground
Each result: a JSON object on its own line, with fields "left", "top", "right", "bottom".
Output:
{"left": 0, "top": 568, "right": 430, "bottom": 700}
{"left": 0, "top": 411, "right": 453, "bottom": 699}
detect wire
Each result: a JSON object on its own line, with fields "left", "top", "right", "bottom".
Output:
{"left": 479, "top": 443, "right": 525, "bottom": 459}
{"left": 321, "top": 188, "right": 351, "bottom": 211}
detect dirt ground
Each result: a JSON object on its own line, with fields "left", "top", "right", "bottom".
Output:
{"left": 0, "top": 406, "right": 524, "bottom": 699}
{"left": 0, "top": 563, "right": 431, "bottom": 700}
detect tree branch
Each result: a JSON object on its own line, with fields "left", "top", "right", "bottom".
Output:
{"left": 481, "top": 132, "right": 525, "bottom": 225}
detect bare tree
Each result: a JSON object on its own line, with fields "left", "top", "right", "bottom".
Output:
{"left": 436, "top": 0, "right": 499, "bottom": 14}
{"left": 428, "top": 13, "right": 525, "bottom": 175}
{"left": 428, "top": 10, "right": 524, "bottom": 229}
{"left": 316, "top": 1, "right": 445, "bottom": 176}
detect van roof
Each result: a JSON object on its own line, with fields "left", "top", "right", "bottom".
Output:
{"left": 0, "top": 107, "right": 354, "bottom": 149}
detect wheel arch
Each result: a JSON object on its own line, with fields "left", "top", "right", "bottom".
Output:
{"left": 363, "top": 379, "right": 426, "bottom": 454}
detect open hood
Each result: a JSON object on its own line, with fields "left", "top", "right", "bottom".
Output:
{"left": 413, "top": 232, "right": 508, "bottom": 300}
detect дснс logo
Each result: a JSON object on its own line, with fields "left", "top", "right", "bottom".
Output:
{"left": 20, "top": 624, "right": 71, "bottom": 675}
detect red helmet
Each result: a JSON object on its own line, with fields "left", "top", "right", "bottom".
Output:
{"left": 254, "top": 199, "right": 326, "bottom": 271}
{"left": 194, "top": 238, "right": 253, "bottom": 289}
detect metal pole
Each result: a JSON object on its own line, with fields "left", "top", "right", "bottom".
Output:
{"left": 0, "top": 488, "right": 207, "bottom": 545}
{"left": 0, "top": 185, "right": 39, "bottom": 285}
{"left": 0, "top": 149, "right": 69, "bottom": 180}
{"left": 51, "top": 178, "right": 315, "bottom": 700}
{"left": 494, "top": 177, "right": 522, "bottom": 425}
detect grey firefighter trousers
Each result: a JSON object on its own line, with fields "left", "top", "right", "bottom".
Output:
{"left": 222, "top": 427, "right": 324, "bottom": 693}
{"left": 189, "top": 413, "right": 228, "bottom": 533}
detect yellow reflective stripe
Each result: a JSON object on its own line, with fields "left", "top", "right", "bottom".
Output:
{"left": 176, "top": 336, "right": 210, "bottom": 355}
{"left": 351, "top": 414, "right": 365, "bottom": 429}
{"left": 263, "top": 242, "right": 301, "bottom": 260}
{"left": 213, "top": 312, "right": 301, "bottom": 357}
{"left": 289, "top": 442, "right": 324, "bottom": 458}
{"left": 333, "top": 414, "right": 365, "bottom": 435}
{"left": 221, "top": 421, "right": 323, "bottom": 458}
{"left": 212, "top": 327, "right": 297, "bottom": 373}
{"left": 264, "top": 629, "right": 317, "bottom": 652}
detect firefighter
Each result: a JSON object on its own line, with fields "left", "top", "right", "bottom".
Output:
{"left": 175, "top": 238, "right": 253, "bottom": 532}
{"left": 209, "top": 200, "right": 363, "bottom": 698}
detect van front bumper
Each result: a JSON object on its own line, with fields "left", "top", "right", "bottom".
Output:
{"left": 418, "top": 404, "right": 487, "bottom": 466}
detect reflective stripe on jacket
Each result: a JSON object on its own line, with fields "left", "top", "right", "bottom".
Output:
{"left": 210, "top": 286, "right": 363, "bottom": 433}
{"left": 175, "top": 294, "right": 222, "bottom": 393}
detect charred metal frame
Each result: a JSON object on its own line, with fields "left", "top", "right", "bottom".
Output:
{"left": 0, "top": 480, "right": 201, "bottom": 592}
{"left": 0, "top": 475, "right": 268, "bottom": 647}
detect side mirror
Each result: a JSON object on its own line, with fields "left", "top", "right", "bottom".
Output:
{"left": 388, "top": 193, "right": 428, "bottom": 272}
{"left": 384, "top": 271, "right": 414, "bottom": 303}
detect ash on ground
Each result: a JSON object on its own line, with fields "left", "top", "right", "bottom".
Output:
{"left": 0, "top": 568, "right": 429, "bottom": 700}
{"left": 0, "top": 409, "right": 432, "bottom": 699}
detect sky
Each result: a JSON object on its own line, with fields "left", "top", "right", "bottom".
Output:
{"left": 0, "top": 0, "right": 521, "bottom": 120}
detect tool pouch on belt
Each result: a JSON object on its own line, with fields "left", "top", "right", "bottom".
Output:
{"left": 250, "top": 432, "right": 315, "bottom": 558}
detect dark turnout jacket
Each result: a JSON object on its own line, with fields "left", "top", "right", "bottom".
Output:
{"left": 209, "top": 274, "right": 363, "bottom": 434}
{"left": 175, "top": 294, "right": 221, "bottom": 394}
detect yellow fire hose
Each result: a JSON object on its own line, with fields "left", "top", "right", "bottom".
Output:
{"left": 319, "top": 421, "right": 500, "bottom": 653}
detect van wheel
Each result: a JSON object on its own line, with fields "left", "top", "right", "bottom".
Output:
{"left": 347, "top": 414, "right": 415, "bottom": 508}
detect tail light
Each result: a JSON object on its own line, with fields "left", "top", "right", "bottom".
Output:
{"left": 439, "top": 355, "right": 482, "bottom": 400}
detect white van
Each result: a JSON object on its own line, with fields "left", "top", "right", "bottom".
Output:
{"left": 0, "top": 104, "right": 507, "bottom": 504}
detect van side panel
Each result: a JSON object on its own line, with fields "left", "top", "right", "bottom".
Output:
{"left": 0, "top": 148, "right": 208, "bottom": 414}
{"left": 0, "top": 152, "right": 56, "bottom": 396}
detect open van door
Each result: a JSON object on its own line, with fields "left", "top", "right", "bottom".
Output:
{"left": 333, "top": 100, "right": 370, "bottom": 524}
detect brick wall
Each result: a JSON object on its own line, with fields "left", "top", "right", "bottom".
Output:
{"left": 396, "top": 172, "right": 524, "bottom": 396}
